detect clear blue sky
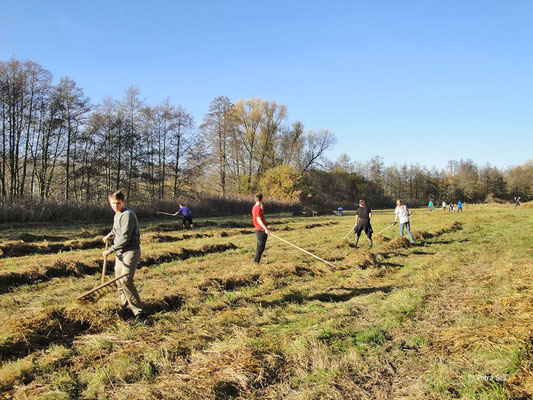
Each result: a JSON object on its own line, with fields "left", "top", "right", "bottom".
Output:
{"left": 2, "top": 0, "right": 532, "bottom": 169}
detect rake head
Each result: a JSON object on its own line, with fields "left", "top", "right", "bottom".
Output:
{"left": 77, "top": 272, "right": 129, "bottom": 303}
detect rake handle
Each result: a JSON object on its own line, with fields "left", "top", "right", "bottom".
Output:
{"left": 157, "top": 211, "right": 176, "bottom": 216}
{"left": 375, "top": 224, "right": 394, "bottom": 235}
{"left": 77, "top": 272, "right": 129, "bottom": 302}
{"left": 339, "top": 224, "right": 357, "bottom": 242}
{"left": 101, "top": 241, "right": 108, "bottom": 285}
{"left": 270, "top": 233, "right": 337, "bottom": 269}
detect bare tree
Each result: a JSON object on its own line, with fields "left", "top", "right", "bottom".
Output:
{"left": 300, "top": 129, "right": 336, "bottom": 172}
{"left": 201, "top": 96, "right": 233, "bottom": 197}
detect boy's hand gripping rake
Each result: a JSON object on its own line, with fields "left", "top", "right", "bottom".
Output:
{"left": 77, "top": 242, "right": 128, "bottom": 303}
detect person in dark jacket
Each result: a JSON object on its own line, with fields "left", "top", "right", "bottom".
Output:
{"left": 103, "top": 190, "right": 144, "bottom": 321}
{"left": 354, "top": 199, "right": 373, "bottom": 248}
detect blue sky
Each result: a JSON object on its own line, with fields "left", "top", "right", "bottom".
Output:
{"left": 2, "top": 0, "right": 532, "bottom": 169}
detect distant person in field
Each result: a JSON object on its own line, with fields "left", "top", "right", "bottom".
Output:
{"left": 102, "top": 190, "right": 145, "bottom": 321}
{"left": 428, "top": 200, "right": 434, "bottom": 211}
{"left": 449, "top": 202, "right": 454, "bottom": 212}
{"left": 394, "top": 199, "right": 414, "bottom": 243}
{"left": 354, "top": 199, "right": 373, "bottom": 248}
{"left": 514, "top": 197, "right": 521, "bottom": 209}
{"left": 252, "top": 193, "right": 269, "bottom": 264}
{"left": 174, "top": 203, "right": 194, "bottom": 229}
{"left": 442, "top": 201, "right": 446, "bottom": 211}
{"left": 457, "top": 200, "right": 463, "bottom": 212}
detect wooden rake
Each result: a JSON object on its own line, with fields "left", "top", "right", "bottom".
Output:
{"left": 338, "top": 223, "right": 357, "bottom": 243}
{"left": 156, "top": 211, "right": 175, "bottom": 216}
{"left": 270, "top": 233, "right": 337, "bottom": 269}
{"left": 375, "top": 224, "right": 394, "bottom": 235}
{"left": 77, "top": 242, "right": 128, "bottom": 303}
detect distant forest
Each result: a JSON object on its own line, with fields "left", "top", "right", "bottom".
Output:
{"left": 1, "top": 58, "right": 531, "bottom": 214}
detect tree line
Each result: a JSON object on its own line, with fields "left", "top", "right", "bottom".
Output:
{"left": 1, "top": 57, "right": 531, "bottom": 213}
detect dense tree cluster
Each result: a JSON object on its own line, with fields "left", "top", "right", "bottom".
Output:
{"left": 1, "top": 58, "right": 531, "bottom": 210}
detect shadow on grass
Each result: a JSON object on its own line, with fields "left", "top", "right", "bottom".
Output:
{"left": 258, "top": 285, "right": 396, "bottom": 307}
{"left": 144, "top": 294, "right": 184, "bottom": 315}
{"left": 429, "top": 238, "right": 469, "bottom": 245}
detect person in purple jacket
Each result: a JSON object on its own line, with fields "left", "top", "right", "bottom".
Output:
{"left": 174, "top": 203, "right": 194, "bottom": 229}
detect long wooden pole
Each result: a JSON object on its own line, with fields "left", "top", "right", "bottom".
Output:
{"left": 375, "top": 224, "right": 394, "bottom": 235}
{"left": 270, "top": 233, "right": 337, "bottom": 269}
{"left": 101, "top": 241, "right": 108, "bottom": 284}
{"left": 77, "top": 272, "right": 129, "bottom": 302}
{"left": 156, "top": 211, "right": 176, "bottom": 216}
{"left": 339, "top": 224, "right": 357, "bottom": 242}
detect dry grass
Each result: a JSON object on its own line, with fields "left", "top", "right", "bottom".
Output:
{"left": 0, "top": 207, "right": 531, "bottom": 399}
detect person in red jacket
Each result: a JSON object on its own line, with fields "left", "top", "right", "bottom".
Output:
{"left": 252, "top": 193, "right": 269, "bottom": 264}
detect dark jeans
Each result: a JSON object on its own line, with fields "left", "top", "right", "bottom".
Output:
{"left": 182, "top": 215, "right": 193, "bottom": 227}
{"left": 254, "top": 230, "right": 268, "bottom": 263}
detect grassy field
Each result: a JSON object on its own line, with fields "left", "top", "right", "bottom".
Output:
{"left": 0, "top": 205, "right": 531, "bottom": 399}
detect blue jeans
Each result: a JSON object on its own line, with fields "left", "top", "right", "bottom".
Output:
{"left": 400, "top": 222, "right": 414, "bottom": 243}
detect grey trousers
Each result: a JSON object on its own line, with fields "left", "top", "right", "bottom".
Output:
{"left": 115, "top": 248, "right": 143, "bottom": 315}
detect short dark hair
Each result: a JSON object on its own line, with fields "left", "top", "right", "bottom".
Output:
{"left": 108, "top": 190, "right": 125, "bottom": 202}
{"left": 358, "top": 199, "right": 365, "bottom": 205}
{"left": 255, "top": 193, "right": 263, "bottom": 201}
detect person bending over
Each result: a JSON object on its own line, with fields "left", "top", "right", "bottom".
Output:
{"left": 174, "top": 203, "right": 194, "bottom": 229}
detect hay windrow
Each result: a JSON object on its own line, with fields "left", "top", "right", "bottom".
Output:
{"left": 0, "top": 243, "right": 238, "bottom": 294}
{"left": 0, "top": 308, "right": 99, "bottom": 362}
{"left": 372, "top": 234, "right": 391, "bottom": 244}
{"left": 341, "top": 251, "right": 378, "bottom": 269}
{"left": 382, "top": 236, "right": 411, "bottom": 250}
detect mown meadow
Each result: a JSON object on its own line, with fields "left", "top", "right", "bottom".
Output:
{"left": 0, "top": 204, "right": 531, "bottom": 399}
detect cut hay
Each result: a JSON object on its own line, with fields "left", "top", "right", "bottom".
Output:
{"left": 335, "top": 239, "right": 352, "bottom": 248}
{"left": 372, "top": 235, "right": 391, "bottom": 244}
{"left": 382, "top": 236, "right": 411, "bottom": 250}
{"left": 341, "top": 251, "right": 378, "bottom": 269}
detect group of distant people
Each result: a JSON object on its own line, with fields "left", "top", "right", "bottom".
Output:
{"left": 428, "top": 200, "right": 463, "bottom": 212}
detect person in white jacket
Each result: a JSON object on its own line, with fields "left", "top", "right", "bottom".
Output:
{"left": 393, "top": 199, "right": 414, "bottom": 243}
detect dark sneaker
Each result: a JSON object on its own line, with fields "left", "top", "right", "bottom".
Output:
{"left": 134, "top": 312, "right": 147, "bottom": 322}
{"left": 117, "top": 305, "right": 133, "bottom": 320}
